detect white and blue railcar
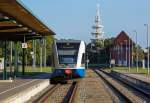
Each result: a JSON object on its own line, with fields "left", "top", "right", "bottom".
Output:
{"left": 51, "top": 40, "right": 86, "bottom": 81}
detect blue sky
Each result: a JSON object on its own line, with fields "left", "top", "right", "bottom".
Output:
{"left": 20, "top": 0, "right": 150, "bottom": 48}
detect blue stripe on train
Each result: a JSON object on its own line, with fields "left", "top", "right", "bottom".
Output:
{"left": 74, "top": 68, "right": 85, "bottom": 77}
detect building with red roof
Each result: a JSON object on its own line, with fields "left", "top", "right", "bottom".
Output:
{"left": 110, "top": 31, "right": 134, "bottom": 66}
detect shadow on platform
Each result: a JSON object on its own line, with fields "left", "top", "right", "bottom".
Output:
{"left": 0, "top": 71, "right": 51, "bottom": 80}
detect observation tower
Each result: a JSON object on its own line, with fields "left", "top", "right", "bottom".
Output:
{"left": 91, "top": 4, "right": 104, "bottom": 43}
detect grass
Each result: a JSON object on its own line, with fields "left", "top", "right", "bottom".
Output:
{"left": 88, "top": 64, "right": 109, "bottom": 68}
{"left": 112, "top": 67, "right": 150, "bottom": 75}
{"left": 17, "top": 66, "right": 52, "bottom": 76}
{"left": 24, "top": 66, "right": 52, "bottom": 73}
{"left": 0, "top": 66, "right": 53, "bottom": 79}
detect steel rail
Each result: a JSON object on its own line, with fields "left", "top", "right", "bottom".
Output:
{"left": 35, "top": 84, "right": 60, "bottom": 103}
{"left": 101, "top": 70, "right": 150, "bottom": 98}
{"left": 68, "top": 81, "right": 79, "bottom": 103}
{"left": 94, "top": 70, "right": 132, "bottom": 103}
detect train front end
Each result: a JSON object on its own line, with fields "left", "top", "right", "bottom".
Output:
{"left": 51, "top": 40, "right": 86, "bottom": 83}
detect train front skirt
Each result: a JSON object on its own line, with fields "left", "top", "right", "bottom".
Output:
{"left": 51, "top": 68, "right": 85, "bottom": 79}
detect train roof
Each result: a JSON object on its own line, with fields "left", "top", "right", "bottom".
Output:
{"left": 55, "top": 39, "right": 83, "bottom": 43}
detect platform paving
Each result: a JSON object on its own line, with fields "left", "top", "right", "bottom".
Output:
{"left": 74, "top": 69, "right": 113, "bottom": 103}
{"left": 0, "top": 73, "right": 51, "bottom": 102}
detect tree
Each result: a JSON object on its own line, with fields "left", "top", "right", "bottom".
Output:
{"left": 46, "top": 35, "right": 54, "bottom": 66}
{"left": 132, "top": 44, "right": 144, "bottom": 64}
{"left": 86, "top": 37, "right": 115, "bottom": 65}
{"left": 104, "top": 37, "right": 115, "bottom": 47}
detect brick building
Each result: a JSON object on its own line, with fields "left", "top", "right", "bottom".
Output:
{"left": 110, "top": 31, "right": 134, "bottom": 66}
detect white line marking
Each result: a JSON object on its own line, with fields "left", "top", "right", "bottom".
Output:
{"left": 0, "top": 79, "right": 38, "bottom": 95}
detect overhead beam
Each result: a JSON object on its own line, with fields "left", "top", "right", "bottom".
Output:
{"left": 0, "top": 35, "right": 42, "bottom": 41}
{"left": 0, "top": 18, "right": 11, "bottom": 22}
{"left": 0, "top": 21, "right": 18, "bottom": 26}
{"left": 0, "top": 26, "right": 20, "bottom": 30}
{"left": 0, "top": 31, "right": 50, "bottom": 36}
{"left": 0, "top": 28, "right": 28, "bottom": 32}
{"left": 0, "top": 31, "right": 29, "bottom": 35}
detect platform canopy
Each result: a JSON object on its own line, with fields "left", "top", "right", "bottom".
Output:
{"left": 0, "top": 0, "right": 55, "bottom": 41}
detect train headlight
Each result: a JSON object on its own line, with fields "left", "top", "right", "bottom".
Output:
{"left": 65, "top": 69, "right": 72, "bottom": 75}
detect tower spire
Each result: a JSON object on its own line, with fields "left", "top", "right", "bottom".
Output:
{"left": 91, "top": 4, "right": 104, "bottom": 43}
{"left": 96, "top": 4, "right": 100, "bottom": 22}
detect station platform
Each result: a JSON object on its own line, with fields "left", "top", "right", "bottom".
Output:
{"left": 0, "top": 73, "right": 51, "bottom": 103}
{"left": 124, "top": 73, "right": 150, "bottom": 84}
{"left": 110, "top": 70, "right": 150, "bottom": 95}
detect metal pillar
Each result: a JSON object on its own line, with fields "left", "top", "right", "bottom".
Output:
{"left": 40, "top": 39, "right": 43, "bottom": 72}
{"left": 86, "top": 53, "right": 89, "bottom": 69}
{"left": 32, "top": 40, "right": 36, "bottom": 68}
{"left": 22, "top": 35, "right": 26, "bottom": 75}
{"left": 10, "top": 41, "right": 13, "bottom": 76}
{"left": 109, "top": 52, "right": 111, "bottom": 68}
{"left": 14, "top": 42, "right": 18, "bottom": 78}
{"left": 22, "top": 48, "right": 25, "bottom": 75}
{"left": 144, "top": 24, "right": 149, "bottom": 74}
{"left": 3, "top": 40, "right": 7, "bottom": 80}
{"left": 44, "top": 38, "right": 47, "bottom": 67}
{"left": 40, "top": 45, "right": 43, "bottom": 72}
{"left": 34, "top": 40, "right": 36, "bottom": 68}
{"left": 25, "top": 49, "right": 27, "bottom": 67}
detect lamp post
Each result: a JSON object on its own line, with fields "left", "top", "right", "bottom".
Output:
{"left": 86, "top": 53, "right": 89, "bottom": 69}
{"left": 110, "top": 52, "right": 111, "bottom": 68}
{"left": 144, "top": 24, "right": 149, "bottom": 74}
{"left": 124, "top": 40, "right": 127, "bottom": 67}
{"left": 117, "top": 45, "right": 119, "bottom": 65}
{"left": 133, "top": 30, "right": 138, "bottom": 72}
{"left": 129, "top": 37, "right": 131, "bottom": 71}
{"left": 120, "top": 42, "right": 123, "bottom": 66}
{"left": 132, "top": 37, "right": 134, "bottom": 67}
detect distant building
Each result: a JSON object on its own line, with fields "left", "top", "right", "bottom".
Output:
{"left": 110, "top": 31, "right": 134, "bottom": 66}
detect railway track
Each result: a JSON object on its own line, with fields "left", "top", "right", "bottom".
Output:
{"left": 35, "top": 81, "right": 78, "bottom": 103}
{"left": 94, "top": 69, "right": 150, "bottom": 103}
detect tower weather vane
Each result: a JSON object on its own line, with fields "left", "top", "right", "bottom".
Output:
{"left": 91, "top": 4, "right": 104, "bottom": 43}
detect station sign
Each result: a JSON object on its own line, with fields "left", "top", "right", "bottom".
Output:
{"left": 110, "top": 59, "right": 115, "bottom": 65}
{"left": 22, "top": 43, "right": 27, "bottom": 48}
{"left": 0, "top": 58, "right": 4, "bottom": 70}
{"left": 86, "top": 59, "right": 89, "bottom": 63}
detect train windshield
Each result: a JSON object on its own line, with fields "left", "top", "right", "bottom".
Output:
{"left": 59, "top": 55, "right": 76, "bottom": 64}
{"left": 57, "top": 42, "right": 80, "bottom": 65}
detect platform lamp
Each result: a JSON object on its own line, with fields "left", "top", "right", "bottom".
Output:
{"left": 144, "top": 24, "right": 149, "bottom": 74}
